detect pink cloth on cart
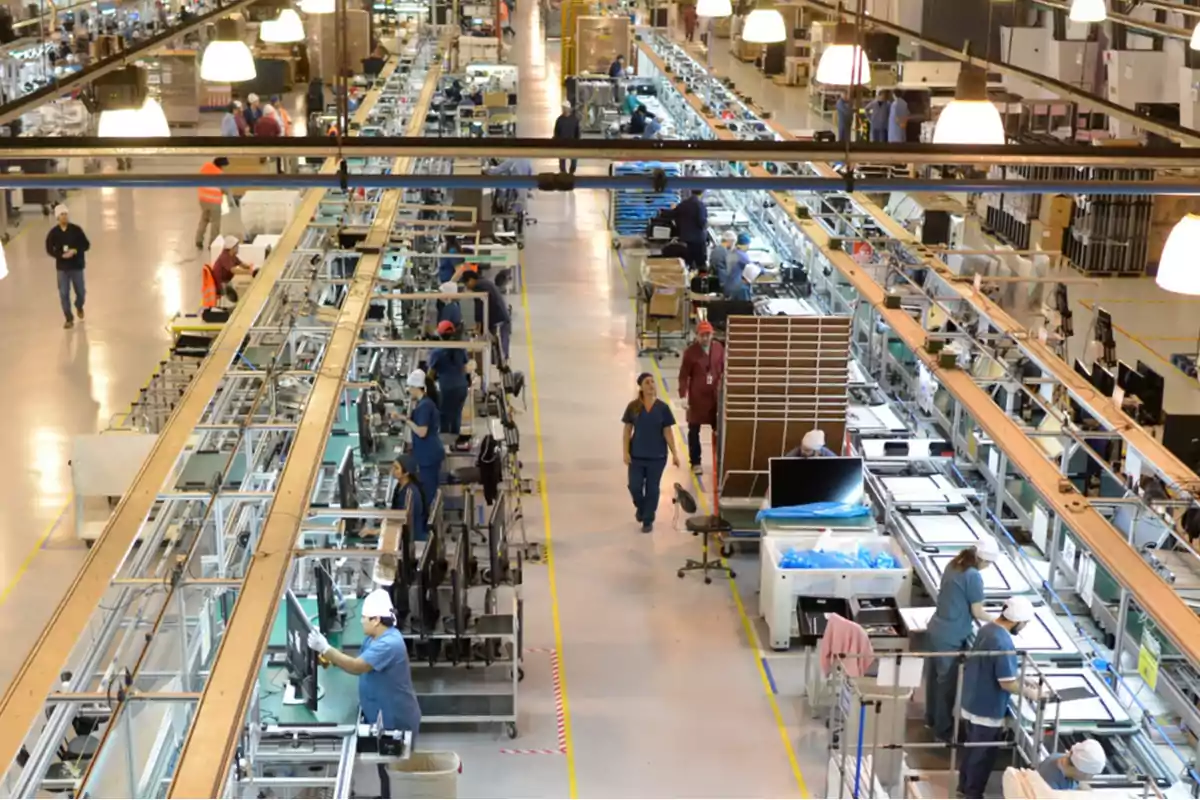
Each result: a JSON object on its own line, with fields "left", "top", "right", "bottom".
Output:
{"left": 819, "top": 613, "right": 875, "bottom": 677}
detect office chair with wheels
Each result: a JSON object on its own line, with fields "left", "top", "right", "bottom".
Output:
{"left": 672, "top": 483, "right": 735, "bottom": 584}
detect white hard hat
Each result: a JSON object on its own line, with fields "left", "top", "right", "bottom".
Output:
{"left": 562, "top": 101, "right": 572, "bottom": 111}
{"left": 406, "top": 369, "right": 426, "bottom": 389}
{"left": 743, "top": 263, "right": 762, "bottom": 283}
{"left": 974, "top": 535, "right": 1002, "bottom": 562}
{"left": 223, "top": 235, "right": 239, "bottom": 249}
{"left": 439, "top": 281, "right": 458, "bottom": 294}
{"left": 801, "top": 429, "right": 826, "bottom": 451}
{"left": 721, "top": 230, "right": 737, "bottom": 243}
{"left": 361, "top": 588, "right": 394, "bottom": 619}
{"left": 1001, "top": 595, "right": 1035, "bottom": 623}
{"left": 263, "top": 104, "right": 277, "bottom": 117}
{"left": 1068, "top": 739, "right": 1106, "bottom": 775}
{"left": 54, "top": 204, "right": 69, "bottom": 217}
{"left": 247, "top": 92, "right": 260, "bottom": 103}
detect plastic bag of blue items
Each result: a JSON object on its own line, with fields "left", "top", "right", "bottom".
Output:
{"left": 779, "top": 544, "right": 901, "bottom": 571}
{"left": 755, "top": 501, "right": 871, "bottom": 523}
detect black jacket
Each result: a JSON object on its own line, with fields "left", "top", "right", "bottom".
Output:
{"left": 553, "top": 113, "right": 581, "bottom": 140}
{"left": 671, "top": 195, "right": 708, "bottom": 245}
{"left": 45, "top": 223, "right": 90, "bottom": 270}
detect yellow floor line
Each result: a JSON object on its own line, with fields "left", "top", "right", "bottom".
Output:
{"left": 0, "top": 505, "right": 68, "bottom": 606}
{"left": 518, "top": 259, "right": 579, "bottom": 797}
{"left": 614, "top": 250, "right": 810, "bottom": 798}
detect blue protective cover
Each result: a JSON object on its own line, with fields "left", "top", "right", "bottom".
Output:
{"left": 777, "top": 544, "right": 901, "bottom": 570}
{"left": 755, "top": 501, "right": 871, "bottom": 522}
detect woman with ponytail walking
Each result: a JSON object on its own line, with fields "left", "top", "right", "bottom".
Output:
{"left": 621, "top": 373, "right": 681, "bottom": 533}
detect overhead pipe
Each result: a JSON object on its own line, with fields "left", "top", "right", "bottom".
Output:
{"left": 0, "top": 0, "right": 262, "bottom": 126}
{"left": 11, "top": 171, "right": 1200, "bottom": 195}
{"left": 797, "top": 0, "right": 1200, "bottom": 147}
{"left": 2, "top": 135, "right": 1200, "bottom": 167}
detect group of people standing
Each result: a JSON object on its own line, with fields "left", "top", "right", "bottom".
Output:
{"left": 220, "top": 93, "right": 292, "bottom": 138}
{"left": 836, "top": 88, "right": 909, "bottom": 143}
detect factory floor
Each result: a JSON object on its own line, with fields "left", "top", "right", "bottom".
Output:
{"left": 1, "top": 10, "right": 1198, "bottom": 800}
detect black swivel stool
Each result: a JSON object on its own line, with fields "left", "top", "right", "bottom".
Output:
{"left": 673, "top": 483, "right": 735, "bottom": 584}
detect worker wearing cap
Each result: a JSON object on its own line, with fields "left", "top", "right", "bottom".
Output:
{"left": 722, "top": 232, "right": 754, "bottom": 298}
{"left": 678, "top": 320, "right": 724, "bottom": 475}
{"left": 44, "top": 204, "right": 90, "bottom": 329}
{"left": 243, "top": 92, "right": 263, "bottom": 130}
{"left": 725, "top": 261, "right": 761, "bottom": 302}
{"left": 398, "top": 369, "right": 444, "bottom": 512}
{"left": 388, "top": 453, "right": 426, "bottom": 541}
{"left": 708, "top": 230, "right": 738, "bottom": 285}
{"left": 436, "top": 280, "right": 463, "bottom": 331}
{"left": 209, "top": 235, "right": 254, "bottom": 299}
{"left": 785, "top": 429, "right": 837, "bottom": 458}
{"left": 461, "top": 264, "right": 512, "bottom": 361}
{"left": 923, "top": 537, "right": 1000, "bottom": 743}
{"left": 958, "top": 595, "right": 1044, "bottom": 799}
{"left": 428, "top": 321, "right": 471, "bottom": 436}
{"left": 1037, "top": 739, "right": 1106, "bottom": 790}
{"left": 307, "top": 588, "right": 421, "bottom": 798}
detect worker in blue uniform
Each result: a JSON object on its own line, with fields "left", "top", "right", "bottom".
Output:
{"left": 436, "top": 281, "right": 463, "bottom": 331}
{"left": 725, "top": 261, "right": 760, "bottom": 302}
{"left": 923, "top": 536, "right": 1001, "bottom": 742}
{"left": 668, "top": 189, "right": 708, "bottom": 271}
{"left": 708, "top": 230, "right": 737, "bottom": 285}
{"left": 722, "top": 232, "right": 753, "bottom": 297}
{"left": 621, "top": 372, "right": 681, "bottom": 533}
{"left": 1036, "top": 739, "right": 1106, "bottom": 790}
{"left": 398, "top": 369, "right": 444, "bottom": 515}
{"left": 958, "top": 596, "right": 1044, "bottom": 799}
{"left": 428, "top": 320, "right": 471, "bottom": 435}
{"left": 785, "top": 428, "right": 838, "bottom": 458}
{"left": 438, "top": 236, "right": 461, "bottom": 284}
{"left": 388, "top": 454, "right": 427, "bottom": 541}
{"left": 308, "top": 588, "right": 421, "bottom": 799}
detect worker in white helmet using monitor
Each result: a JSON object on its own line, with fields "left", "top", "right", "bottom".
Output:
{"left": 785, "top": 428, "right": 838, "bottom": 458}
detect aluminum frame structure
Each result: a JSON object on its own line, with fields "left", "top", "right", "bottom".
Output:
{"left": 0, "top": 38, "right": 450, "bottom": 797}
{"left": 638, "top": 30, "right": 1200, "bottom": 685}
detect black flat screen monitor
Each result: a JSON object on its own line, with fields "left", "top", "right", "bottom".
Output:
{"left": 1117, "top": 360, "right": 1143, "bottom": 397}
{"left": 337, "top": 448, "right": 362, "bottom": 535}
{"left": 285, "top": 589, "right": 319, "bottom": 712}
{"left": 1136, "top": 360, "right": 1165, "bottom": 421}
{"left": 768, "top": 456, "right": 865, "bottom": 508}
{"left": 1091, "top": 364, "right": 1115, "bottom": 398}
{"left": 315, "top": 559, "right": 342, "bottom": 634}
{"left": 487, "top": 493, "right": 506, "bottom": 588}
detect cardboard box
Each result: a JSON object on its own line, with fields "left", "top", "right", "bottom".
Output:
{"left": 642, "top": 257, "right": 687, "bottom": 319}
{"left": 483, "top": 91, "right": 509, "bottom": 108}
{"left": 1038, "top": 195, "right": 1074, "bottom": 230}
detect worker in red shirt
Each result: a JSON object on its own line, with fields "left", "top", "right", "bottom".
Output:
{"left": 677, "top": 320, "right": 724, "bottom": 475}
{"left": 206, "top": 235, "right": 255, "bottom": 304}
{"left": 255, "top": 105, "right": 283, "bottom": 137}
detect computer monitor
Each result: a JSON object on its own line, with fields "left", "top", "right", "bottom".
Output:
{"left": 1071, "top": 359, "right": 1091, "bottom": 423}
{"left": 337, "top": 448, "right": 362, "bottom": 535}
{"left": 487, "top": 493, "right": 507, "bottom": 588}
{"left": 315, "top": 559, "right": 343, "bottom": 634}
{"left": 356, "top": 392, "right": 376, "bottom": 460}
{"left": 768, "top": 456, "right": 865, "bottom": 508}
{"left": 1117, "top": 360, "right": 1143, "bottom": 397}
{"left": 283, "top": 589, "right": 320, "bottom": 711}
{"left": 1091, "top": 364, "right": 1115, "bottom": 398}
{"left": 1136, "top": 360, "right": 1165, "bottom": 422}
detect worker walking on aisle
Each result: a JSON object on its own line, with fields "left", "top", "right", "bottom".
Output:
{"left": 785, "top": 428, "right": 837, "bottom": 458}
{"left": 669, "top": 189, "right": 708, "bottom": 271}
{"left": 196, "top": 157, "right": 231, "bottom": 250}
{"left": 460, "top": 264, "right": 512, "bottom": 362}
{"left": 1037, "top": 739, "right": 1106, "bottom": 790}
{"left": 307, "top": 588, "right": 421, "bottom": 799}
{"left": 957, "top": 595, "right": 1045, "bottom": 799}
{"left": 399, "top": 369, "right": 444, "bottom": 515}
{"left": 922, "top": 537, "right": 999, "bottom": 743}
{"left": 622, "top": 373, "right": 681, "bottom": 533}
{"left": 553, "top": 102, "right": 581, "bottom": 174}
{"left": 45, "top": 204, "right": 90, "bottom": 329}
{"left": 678, "top": 320, "right": 724, "bottom": 476}
{"left": 428, "top": 320, "right": 471, "bottom": 436}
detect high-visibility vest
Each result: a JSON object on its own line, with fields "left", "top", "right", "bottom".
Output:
{"left": 201, "top": 263, "right": 219, "bottom": 308}
{"left": 198, "top": 162, "right": 223, "bottom": 205}
{"left": 279, "top": 106, "right": 292, "bottom": 135}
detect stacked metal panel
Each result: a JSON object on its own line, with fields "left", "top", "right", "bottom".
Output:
{"left": 609, "top": 161, "right": 681, "bottom": 236}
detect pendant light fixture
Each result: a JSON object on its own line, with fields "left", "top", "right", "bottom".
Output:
{"left": 815, "top": 20, "right": 871, "bottom": 85}
{"left": 1191, "top": 21, "right": 1200, "bottom": 49}
{"left": 201, "top": 18, "right": 257, "bottom": 82}
{"left": 695, "top": 0, "right": 732, "bottom": 17}
{"left": 93, "top": 65, "right": 171, "bottom": 137}
{"left": 299, "top": 0, "right": 335, "bottom": 14}
{"left": 932, "top": 63, "right": 1004, "bottom": 145}
{"left": 742, "top": 8, "right": 787, "bottom": 43}
{"left": 1155, "top": 214, "right": 1200, "bottom": 295}
{"left": 1068, "top": 0, "right": 1107, "bottom": 23}
{"left": 261, "top": 8, "right": 305, "bottom": 42}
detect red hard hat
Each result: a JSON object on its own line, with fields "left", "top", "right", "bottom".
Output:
{"left": 437, "top": 320, "right": 455, "bottom": 335}
{"left": 697, "top": 321, "right": 714, "bottom": 334}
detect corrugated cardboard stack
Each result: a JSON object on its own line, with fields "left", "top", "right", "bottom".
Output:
{"left": 642, "top": 256, "right": 687, "bottom": 329}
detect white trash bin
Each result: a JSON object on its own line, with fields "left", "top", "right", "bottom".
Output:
{"left": 384, "top": 751, "right": 461, "bottom": 799}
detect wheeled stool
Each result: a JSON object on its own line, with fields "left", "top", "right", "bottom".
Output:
{"left": 672, "top": 483, "right": 736, "bottom": 584}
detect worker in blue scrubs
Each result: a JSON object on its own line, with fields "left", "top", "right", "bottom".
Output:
{"left": 725, "top": 261, "right": 760, "bottom": 302}
{"left": 438, "top": 236, "right": 461, "bottom": 284}
{"left": 958, "top": 596, "right": 1043, "bottom": 799}
{"left": 923, "top": 536, "right": 1000, "bottom": 742}
{"left": 722, "top": 233, "right": 754, "bottom": 298}
{"left": 1037, "top": 739, "right": 1106, "bottom": 790}
{"left": 785, "top": 428, "right": 838, "bottom": 458}
{"left": 621, "top": 372, "right": 681, "bottom": 533}
{"left": 398, "top": 368, "right": 444, "bottom": 514}
{"left": 436, "top": 281, "right": 463, "bottom": 332}
{"left": 308, "top": 588, "right": 421, "bottom": 799}
{"left": 428, "top": 320, "right": 470, "bottom": 436}
{"left": 389, "top": 454, "right": 427, "bottom": 541}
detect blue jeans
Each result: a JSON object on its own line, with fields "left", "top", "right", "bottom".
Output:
{"left": 957, "top": 720, "right": 1003, "bottom": 799}
{"left": 417, "top": 460, "right": 442, "bottom": 520}
{"left": 57, "top": 269, "right": 86, "bottom": 321}
{"left": 627, "top": 457, "right": 667, "bottom": 524}
{"left": 439, "top": 384, "right": 468, "bottom": 434}
{"left": 922, "top": 653, "right": 959, "bottom": 742}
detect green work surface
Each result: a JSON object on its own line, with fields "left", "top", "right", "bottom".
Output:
{"left": 259, "top": 664, "right": 361, "bottom": 726}
{"left": 175, "top": 451, "right": 248, "bottom": 491}
{"left": 324, "top": 432, "right": 358, "bottom": 465}
{"left": 269, "top": 596, "right": 366, "bottom": 651}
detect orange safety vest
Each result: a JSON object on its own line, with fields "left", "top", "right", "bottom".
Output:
{"left": 198, "top": 162, "right": 223, "bottom": 205}
{"left": 201, "top": 263, "right": 219, "bottom": 308}
{"left": 279, "top": 106, "right": 293, "bottom": 135}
